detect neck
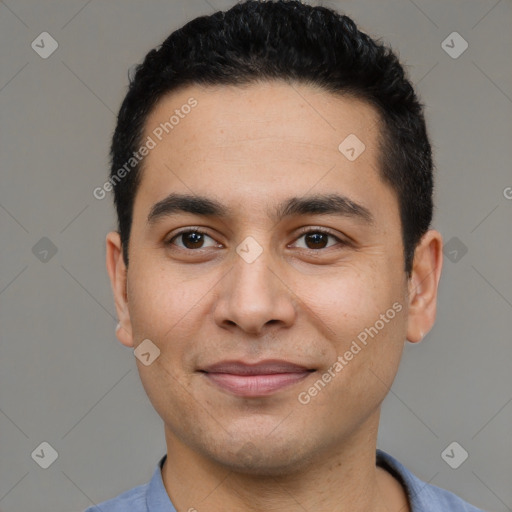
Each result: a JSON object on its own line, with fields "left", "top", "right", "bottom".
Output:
{"left": 160, "top": 414, "right": 410, "bottom": 512}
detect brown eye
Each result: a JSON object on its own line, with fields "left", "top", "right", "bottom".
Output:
{"left": 292, "top": 229, "right": 342, "bottom": 250}
{"left": 180, "top": 231, "right": 205, "bottom": 249}
{"left": 168, "top": 230, "right": 218, "bottom": 250}
{"left": 304, "top": 232, "right": 329, "bottom": 249}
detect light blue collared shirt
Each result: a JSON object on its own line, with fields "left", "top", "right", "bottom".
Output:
{"left": 84, "top": 449, "right": 485, "bottom": 511}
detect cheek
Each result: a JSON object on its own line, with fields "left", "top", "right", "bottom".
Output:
{"left": 127, "top": 266, "right": 206, "bottom": 428}
{"left": 297, "top": 263, "right": 407, "bottom": 392}
{"left": 299, "top": 301, "right": 407, "bottom": 428}
{"left": 300, "top": 266, "right": 391, "bottom": 339}
{"left": 127, "top": 261, "right": 224, "bottom": 381}
{"left": 337, "top": 292, "right": 407, "bottom": 400}
{"left": 330, "top": 269, "right": 407, "bottom": 372}
{"left": 128, "top": 261, "right": 203, "bottom": 336}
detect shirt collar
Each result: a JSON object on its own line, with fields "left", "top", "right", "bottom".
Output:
{"left": 146, "top": 454, "right": 177, "bottom": 511}
{"left": 376, "top": 448, "right": 440, "bottom": 510}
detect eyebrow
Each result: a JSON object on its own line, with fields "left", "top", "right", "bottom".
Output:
{"left": 146, "top": 192, "right": 374, "bottom": 226}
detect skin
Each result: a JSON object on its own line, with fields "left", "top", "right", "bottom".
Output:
{"left": 106, "top": 81, "right": 443, "bottom": 512}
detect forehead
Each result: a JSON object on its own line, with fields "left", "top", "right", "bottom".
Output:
{"left": 134, "top": 81, "right": 396, "bottom": 225}
{"left": 144, "top": 81, "right": 382, "bottom": 164}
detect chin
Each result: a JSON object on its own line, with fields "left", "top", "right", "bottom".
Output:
{"left": 211, "top": 438, "right": 316, "bottom": 477}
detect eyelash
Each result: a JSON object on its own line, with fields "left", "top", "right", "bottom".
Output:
{"left": 166, "top": 226, "right": 346, "bottom": 251}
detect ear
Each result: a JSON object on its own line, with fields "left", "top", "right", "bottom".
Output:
{"left": 406, "top": 229, "right": 443, "bottom": 343}
{"left": 106, "top": 231, "right": 134, "bottom": 348}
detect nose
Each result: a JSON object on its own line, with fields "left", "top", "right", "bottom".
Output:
{"left": 213, "top": 243, "right": 297, "bottom": 335}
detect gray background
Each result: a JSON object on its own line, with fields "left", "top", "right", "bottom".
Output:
{"left": 0, "top": 0, "right": 511, "bottom": 511}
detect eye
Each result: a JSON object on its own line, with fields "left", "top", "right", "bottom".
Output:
{"left": 291, "top": 228, "right": 344, "bottom": 250}
{"left": 167, "top": 229, "right": 221, "bottom": 250}
{"left": 166, "top": 227, "right": 346, "bottom": 252}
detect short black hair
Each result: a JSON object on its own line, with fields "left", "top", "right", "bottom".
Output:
{"left": 110, "top": 0, "right": 433, "bottom": 277}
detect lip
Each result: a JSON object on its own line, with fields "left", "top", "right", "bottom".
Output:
{"left": 200, "top": 360, "right": 315, "bottom": 397}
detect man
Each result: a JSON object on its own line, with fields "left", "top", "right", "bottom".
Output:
{"left": 89, "top": 1, "right": 485, "bottom": 510}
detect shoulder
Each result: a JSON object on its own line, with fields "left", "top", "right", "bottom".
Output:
{"left": 376, "top": 449, "right": 486, "bottom": 512}
{"left": 82, "top": 482, "right": 148, "bottom": 512}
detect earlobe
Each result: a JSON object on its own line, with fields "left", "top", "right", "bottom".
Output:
{"left": 406, "top": 229, "right": 443, "bottom": 344}
{"left": 106, "top": 231, "right": 134, "bottom": 348}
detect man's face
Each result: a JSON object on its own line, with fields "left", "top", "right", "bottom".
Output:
{"left": 112, "top": 81, "right": 415, "bottom": 473}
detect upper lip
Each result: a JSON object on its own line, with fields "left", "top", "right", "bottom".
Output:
{"left": 201, "top": 359, "right": 313, "bottom": 375}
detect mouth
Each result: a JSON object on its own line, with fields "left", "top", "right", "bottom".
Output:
{"left": 199, "top": 360, "right": 316, "bottom": 397}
